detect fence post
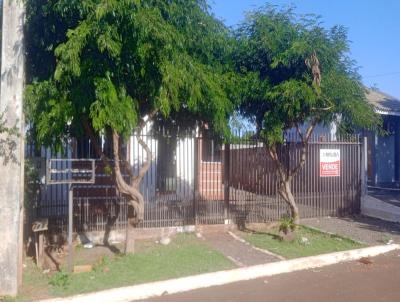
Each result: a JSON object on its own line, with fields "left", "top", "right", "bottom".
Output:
{"left": 361, "top": 137, "right": 368, "bottom": 198}
{"left": 193, "top": 136, "right": 198, "bottom": 225}
{"left": 67, "top": 184, "right": 74, "bottom": 273}
{"left": 224, "top": 143, "right": 230, "bottom": 223}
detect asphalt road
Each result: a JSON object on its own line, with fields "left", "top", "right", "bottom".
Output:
{"left": 141, "top": 251, "right": 400, "bottom": 302}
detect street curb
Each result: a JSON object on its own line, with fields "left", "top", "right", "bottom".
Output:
{"left": 40, "top": 244, "right": 400, "bottom": 302}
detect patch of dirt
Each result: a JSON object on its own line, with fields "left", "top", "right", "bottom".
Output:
{"left": 41, "top": 237, "right": 159, "bottom": 271}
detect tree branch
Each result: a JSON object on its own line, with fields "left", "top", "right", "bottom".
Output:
{"left": 268, "top": 144, "right": 288, "bottom": 182}
{"left": 289, "top": 122, "right": 316, "bottom": 180}
{"left": 112, "top": 129, "right": 144, "bottom": 220}
{"left": 311, "top": 106, "right": 333, "bottom": 112}
{"left": 132, "top": 109, "right": 158, "bottom": 186}
{"left": 133, "top": 134, "right": 152, "bottom": 186}
{"left": 117, "top": 138, "right": 134, "bottom": 178}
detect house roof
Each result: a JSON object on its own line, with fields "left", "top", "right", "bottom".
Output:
{"left": 365, "top": 89, "right": 400, "bottom": 116}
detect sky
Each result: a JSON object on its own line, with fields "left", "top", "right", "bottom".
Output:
{"left": 209, "top": 0, "right": 400, "bottom": 99}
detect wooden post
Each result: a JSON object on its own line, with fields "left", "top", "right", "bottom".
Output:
{"left": 34, "top": 233, "right": 39, "bottom": 266}
{"left": 38, "top": 233, "right": 44, "bottom": 268}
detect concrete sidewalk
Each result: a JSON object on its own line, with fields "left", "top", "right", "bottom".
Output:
{"left": 302, "top": 216, "right": 400, "bottom": 245}
{"left": 201, "top": 232, "right": 280, "bottom": 267}
{"left": 141, "top": 250, "right": 400, "bottom": 302}
{"left": 369, "top": 187, "right": 400, "bottom": 207}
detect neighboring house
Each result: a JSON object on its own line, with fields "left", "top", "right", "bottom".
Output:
{"left": 363, "top": 89, "right": 400, "bottom": 187}
{"left": 291, "top": 88, "right": 400, "bottom": 188}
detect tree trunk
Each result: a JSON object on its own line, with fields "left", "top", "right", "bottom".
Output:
{"left": 279, "top": 180, "right": 300, "bottom": 225}
{"left": 268, "top": 144, "right": 303, "bottom": 227}
{"left": 112, "top": 129, "right": 154, "bottom": 253}
{"left": 124, "top": 218, "right": 135, "bottom": 254}
{"left": 84, "top": 109, "right": 156, "bottom": 254}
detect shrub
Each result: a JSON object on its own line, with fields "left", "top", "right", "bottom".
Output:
{"left": 49, "top": 270, "right": 70, "bottom": 289}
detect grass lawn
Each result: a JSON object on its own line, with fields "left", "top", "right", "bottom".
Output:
{"left": 15, "top": 233, "right": 234, "bottom": 300}
{"left": 2, "top": 260, "right": 50, "bottom": 302}
{"left": 238, "top": 225, "right": 365, "bottom": 259}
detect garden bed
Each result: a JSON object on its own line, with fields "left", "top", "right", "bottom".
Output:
{"left": 235, "top": 225, "right": 365, "bottom": 259}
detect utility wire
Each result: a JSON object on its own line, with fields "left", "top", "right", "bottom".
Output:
{"left": 364, "top": 71, "right": 400, "bottom": 78}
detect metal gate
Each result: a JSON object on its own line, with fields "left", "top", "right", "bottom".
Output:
{"left": 226, "top": 133, "right": 362, "bottom": 225}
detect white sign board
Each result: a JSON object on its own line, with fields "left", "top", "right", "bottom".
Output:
{"left": 320, "top": 149, "right": 340, "bottom": 177}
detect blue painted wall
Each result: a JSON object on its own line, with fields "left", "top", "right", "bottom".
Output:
{"left": 374, "top": 134, "right": 395, "bottom": 183}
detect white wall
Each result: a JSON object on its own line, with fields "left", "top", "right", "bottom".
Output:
{"left": 176, "top": 136, "right": 195, "bottom": 200}
{"left": 129, "top": 122, "right": 157, "bottom": 202}
{"left": 129, "top": 123, "right": 195, "bottom": 202}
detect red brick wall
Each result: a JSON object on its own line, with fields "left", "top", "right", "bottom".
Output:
{"left": 197, "top": 139, "right": 224, "bottom": 200}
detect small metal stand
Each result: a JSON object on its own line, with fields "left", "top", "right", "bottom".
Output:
{"left": 46, "top": 159, "right": 95, "bottom": 272}
{"left": 32, "top": 218, "right": 48, "bottom": 268}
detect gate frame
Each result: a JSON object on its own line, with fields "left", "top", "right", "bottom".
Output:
{"left": 46, "top": 158, "right": 95, "bottom": 272}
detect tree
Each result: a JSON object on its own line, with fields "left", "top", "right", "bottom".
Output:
{"left": 234, "top": 6, "right": 381, "bottom": 225}
{"left": 24, "top": 0, "right": 234, "bottom": 251}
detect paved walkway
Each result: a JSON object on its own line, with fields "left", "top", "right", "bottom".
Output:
{"left": 369, "top": 187, "right": 400, "bottom": 207}
{"left": 302, "top": 216, "right": 400, "bottom": 245}
{"left": 201, "top": 232, "right": 279, "bottom": 267}
{"left": 141, "top": 251, "right": 400, "bottom": 302}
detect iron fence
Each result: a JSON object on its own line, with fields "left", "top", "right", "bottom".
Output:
{"left": 228, "top": 133, "right": 361, "bottom": 224}
{"left": 29, "top": 130, "right": 362, "bottom": 234}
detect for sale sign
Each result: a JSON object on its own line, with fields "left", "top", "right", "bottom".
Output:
{"left": 320, "top": 149, "right": 340, "bottom": 177}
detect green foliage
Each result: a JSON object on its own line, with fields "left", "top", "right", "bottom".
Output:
{"left": 25, "top": 0, "right": 235, "bottom": 149}
{"left": 278, "top": 215, "right": 296, "bottom": 234}
{"left": 234, "top": 5, "right": 381, "bottom": 143}
{"left": 49, "top": 270, "right": 70, "bottom": 290}
{"left": 92, "top": 256, "right": 109, "bottom": 273}
{"left": 24, "top": 158, "right": 41, "bottom": 211}
{"left": 0, "top": 296, "right": 16, "bottom": 302}
{"left": 0, "top": 111, "right": 20, "bottom": 164}
{"left": 90, "top": 78, "right": 138, "bottom": 137}
{"left": 103, "top": 164, "right": 113, "bottom": 176}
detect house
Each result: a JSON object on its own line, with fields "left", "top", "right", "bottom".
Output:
{"left": 29, "top": 112, "right": 364, "bottom": 240}
{"left": 363, "top": 89, "right": 400, "bottom": 187}
{"left": 129, "top": 124, "right": 225, "bottom": 204}
{"left": 292, "top": 88, "right": 400, "bottom": 188}
{"left": 33, "top": 122, "right": 227, "bottom": 224}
